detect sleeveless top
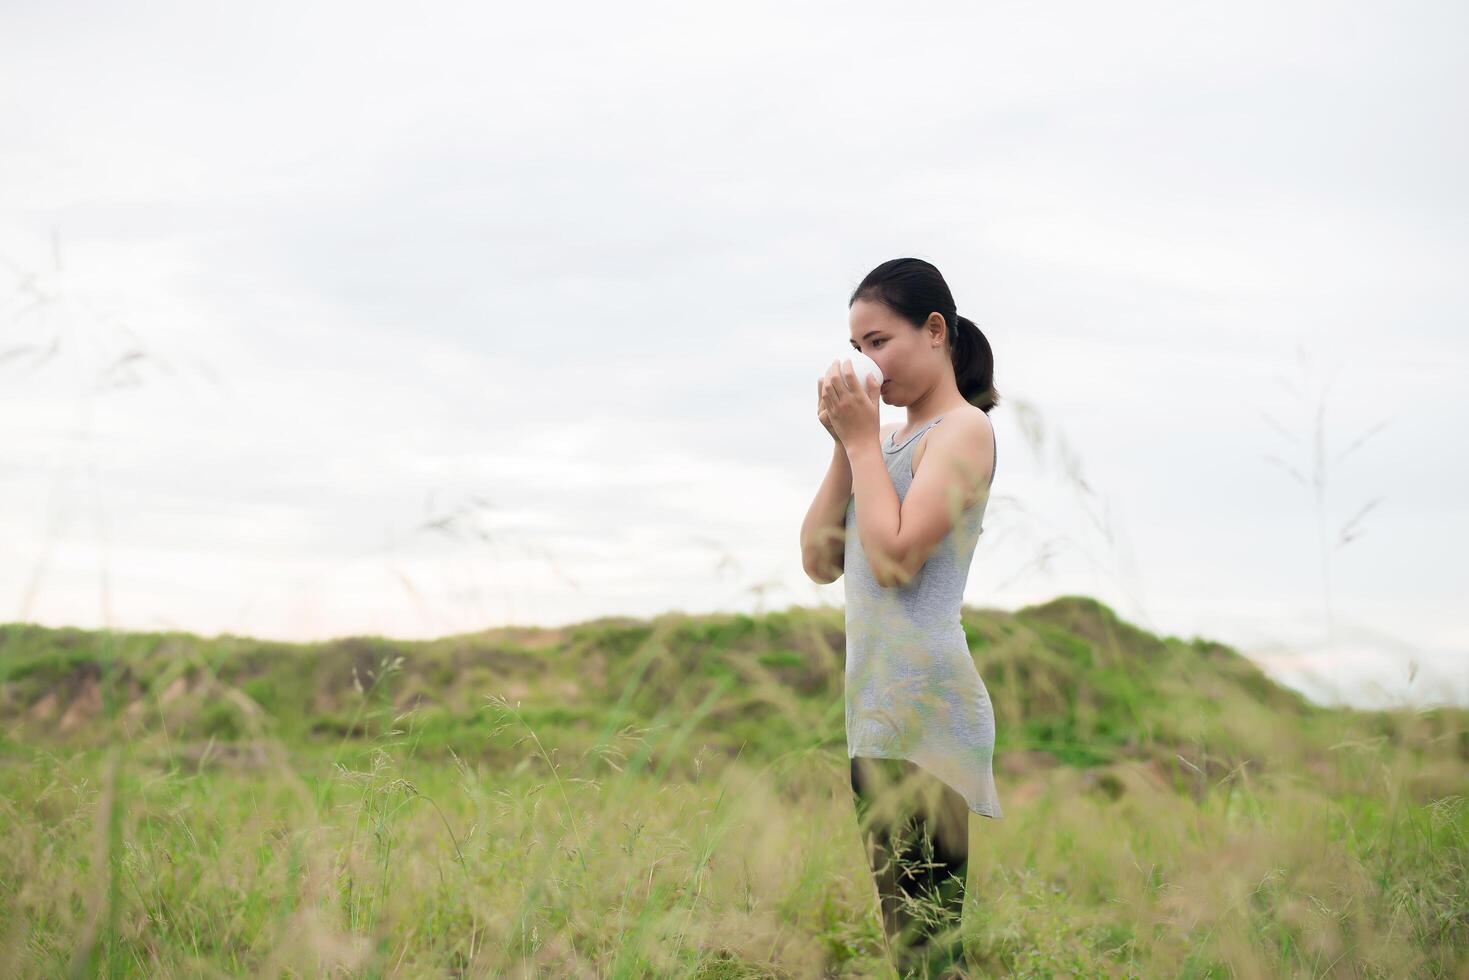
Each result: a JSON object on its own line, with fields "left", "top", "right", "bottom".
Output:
{"left": 842, "top": 412, "right": 1003, "bottom": 819}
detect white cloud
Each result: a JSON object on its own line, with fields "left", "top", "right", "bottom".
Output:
{"left": 2, "top": 0, "right": 1465, "bottom": 707}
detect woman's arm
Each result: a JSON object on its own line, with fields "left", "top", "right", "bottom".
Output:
{"left": 800, "top": 441, "right": 853, "bottom": 584}
{"left": 849, "top": 413, "right": 992, "bottom": 588}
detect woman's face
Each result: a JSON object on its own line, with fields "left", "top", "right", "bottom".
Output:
{"left": 848, "top": 299, "right": 938, "bottom": 405}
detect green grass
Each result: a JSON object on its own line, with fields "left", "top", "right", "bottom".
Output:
{"left": 0, "top": 597, "right": 1465, "bottom": 977}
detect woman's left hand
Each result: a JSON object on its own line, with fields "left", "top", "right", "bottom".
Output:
{"left": 819, "top": 360, "right": 881, "bottom": 448}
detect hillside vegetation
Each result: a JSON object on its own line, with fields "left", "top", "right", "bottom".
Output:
{"left": 1, "top": 596, "right": 1465, "bottom": 977}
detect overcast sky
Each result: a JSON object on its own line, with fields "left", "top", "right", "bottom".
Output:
{"left": 2, "top": 0, "right": 1465, "bottom": 709}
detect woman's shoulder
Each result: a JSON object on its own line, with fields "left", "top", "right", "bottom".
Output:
{"left": 922, "top": 405, "right": 991, "bottom": 443}
{"left": 913, "top": 406, "right": 994, "bottom": 482}
{"left": 949, "top": 404, "right": 992, "bottom": 428}
{"left": 949, "top": 405, "right": 995, "bottom": 452}
{"left": 942, "top": 405, "right": 995, "bottom": 446}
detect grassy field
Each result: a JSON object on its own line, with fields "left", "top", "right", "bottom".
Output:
{"left": 1, "top": 596, "right": 1465, "bottom": 977}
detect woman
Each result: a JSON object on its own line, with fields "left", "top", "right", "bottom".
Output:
{"left": 799, "top": 257, "right": 1002, "bottom": 977}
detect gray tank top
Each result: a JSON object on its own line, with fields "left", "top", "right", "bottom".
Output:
{"left": 842, "top": 411, "right": 1003, "bottom": 819}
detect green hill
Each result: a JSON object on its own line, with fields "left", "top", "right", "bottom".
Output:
{"left": 1, "top": 596, "right": 1465, "bottom": 977}
{"left": 2, "top": 595, "right": 1461, "bottom": 802}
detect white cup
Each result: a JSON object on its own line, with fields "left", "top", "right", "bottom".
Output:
{"left": 827, "top": 349, "right": 884, "bottom": 389}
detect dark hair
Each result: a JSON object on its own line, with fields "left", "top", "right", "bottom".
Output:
{"left": 849, "top": 257, "right": 999, "bottom": 412}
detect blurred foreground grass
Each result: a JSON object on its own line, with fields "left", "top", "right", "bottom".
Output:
{"left": 1, "top": 596, "right": 1465, "bottom": 977}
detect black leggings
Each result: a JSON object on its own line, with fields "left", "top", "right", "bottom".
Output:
{"left": 849, "top": 755, "right": 971, "bottom": 976}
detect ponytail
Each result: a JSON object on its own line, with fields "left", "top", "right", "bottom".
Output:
{"left": 950, "top": 313, "right": 999, "bottom": 412}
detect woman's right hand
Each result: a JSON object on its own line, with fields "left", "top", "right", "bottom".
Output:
{"left": 817, "top": 363, "right": 841, "bottom": 442}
